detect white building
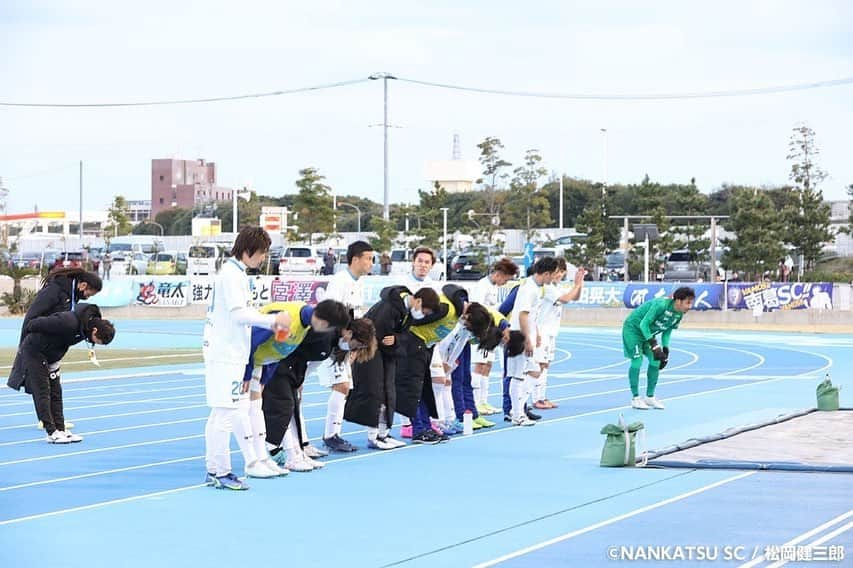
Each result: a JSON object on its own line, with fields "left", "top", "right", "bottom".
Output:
{"left": 424, "top": 160, "right": 480, "bottom": 193}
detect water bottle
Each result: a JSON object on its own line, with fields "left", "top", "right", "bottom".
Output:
{"left": 463, "top": 410, "right": 474, "bottom": 436}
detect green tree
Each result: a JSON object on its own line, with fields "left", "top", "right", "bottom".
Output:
{"left": 846, "top": 184, "right": 853, "bottom": 234}
{"left": 292, "top": 168, "right": 334, "bottom": 243}
{"left": 565, "top": 198, "right": 610, "bottom": 273}
{"left": 783, "top": 125, "right": 833, "bottom": 271}
{"left": 477, "top": 136, "right": 512, "bottom": 239}
{"left": 104, "top": 195, "right": 132, "bottom": 237}
{"left": 724, "top": 188, "right": 786, "bottom": 280}
{"left": 368, "top": 216, "right": 399, "bottom": 254}
{"left": 154, "top": 208, "right": 193, "bottom": 235}
{"left": 413, "top": 182, "right": 450, "bottom": 251}
{"left": 504, "top": 149, "right": 551, "bottom": 241}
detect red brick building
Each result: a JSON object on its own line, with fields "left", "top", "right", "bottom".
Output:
{"left": 150, "top": 158, "right": 233, "bottom": 218}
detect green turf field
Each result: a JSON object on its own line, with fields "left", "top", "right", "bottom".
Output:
{"left": 0, "top": 348, "right": 202, "bottom": 372}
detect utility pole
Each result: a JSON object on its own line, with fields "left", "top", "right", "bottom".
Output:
{"left": 79, "top": 161, "right": 83, "bottom": 239}
{"left": 369, "top": 72, "right": 397, "bottom": 221}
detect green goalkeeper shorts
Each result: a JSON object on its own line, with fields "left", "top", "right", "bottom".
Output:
{"left": 622, "top": 330, "right": 653, "bottom": 360}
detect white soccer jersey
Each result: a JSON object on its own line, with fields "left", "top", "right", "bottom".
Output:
{"left": 203, "top": 258, "right": 252, "bottom": 364}
{"left": 436, "top": 321, "right": 472, "bottom": 373}
{"left": 325, "top": 268, "right": 365, "bottom": 316}
{"left": 535, "top": 283, "right": 563, "bottom": 337}
{"left": 509, "top": 277, "right": 543, "bottom": 331}
{"left": 469, "top": 275, "right": 500, "bottom": 307}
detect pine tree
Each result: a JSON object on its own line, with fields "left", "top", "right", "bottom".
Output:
{"left": 292, "top": 168, "right": 334, "bottom": 244}
{"left": 783, "top": 125, "right": 833, "bottom": 271}
{"left": 724, "top": 188, "right": 786, "bottom": 279}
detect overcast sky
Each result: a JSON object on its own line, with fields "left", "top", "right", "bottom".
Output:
{"left": 1, "top": 0, "right": 852, "bottom": 216}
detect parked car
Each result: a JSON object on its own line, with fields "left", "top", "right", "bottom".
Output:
{"left": 175, "top": 251, "right": 188, "bottom": 275}
{"left": 663, "top": 249, "right": 729, "bottom": 282}
{"left": 147, "top": 251, "right": 178, "bottom": 275}
{"left": 553, "top": 233, "right": 588, "bottom": 247}
{"left": 188, "top": 243, "right": 228, "bottom": 276}
{"left": 53, "top": 251, "right": 85, "bottom": 270}
{"left": 603, "top": 250, "right": 626, "bottom": 280}
{"left": 388, "top": 247, "right": 447, "bottom": 280}
{"left": 128, "top": 252, "right": 149, "bottom": 275}
{"left": 263, "top": 245, "right": 284, "bottom": 275}
{"left": 10, "top": 252, "right": 42, "bottom": 270}
{"left": 279, "top": 246, "right": 320, "bottom": 275}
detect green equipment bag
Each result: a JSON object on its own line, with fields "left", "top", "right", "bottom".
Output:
{"left": 600, "top": 415, "right": 645, "bottom": 467}
{"left": 816, "top": 375, "right": 840, "bottom": 411}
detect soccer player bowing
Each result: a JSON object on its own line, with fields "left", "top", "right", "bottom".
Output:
{"left": 622, "top": 286, "right": 695, "bottom": 410}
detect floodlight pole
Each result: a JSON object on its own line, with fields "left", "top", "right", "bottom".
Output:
{"left": 440, "top": 207, "right": 448, "bottom": 281}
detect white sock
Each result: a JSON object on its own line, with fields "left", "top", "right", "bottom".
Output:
{"left": 482, "top": 373, "right": 493, "bottom": 405}
{"left": 533, "top": 373, "right": 546, "bottom": 402}
{"left": 206, "top": 407, "right": 233, "bottom": 476}
{"left": 324, "top": 389, "right": 346, "bottom": 439}
{"left": 397, "top": 412, "right": 411, "bottom": 427}
{"left": 509, "top": 378, "right": 524, "bottom": 420}
{"left": 539, "top": 368, "right": 549, "bottom": 401}
{"left": 232, "top": 398, "right": 258, "bottom": 468}
{"left": 299, "top": 404, "right": 309, "bottom": 447}
{"left": 442, "top": 386, "right": 455, "bottom": 422}
{"left": 523, "top": 374, "right": 536, "bottom": 407}
{"left": 283, "top": 416, "right": 301, "bottom": 456}
{"left": 432, "top": 383, "right": 446, "bottom": 422}
{"left": 378, "top": 405, "right": 390, "bottom": 438}
{"left": 249, "top": 397, "right": 268, "bottom": 461}
{"left": 471, "top": 372, "right": 483, "bottom": 405}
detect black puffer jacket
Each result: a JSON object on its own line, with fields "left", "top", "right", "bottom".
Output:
{"left": 7, "top": 303, "right": 102, "bottom": 391}
{"left": 345, "top": 285, "right": 412, "bottom": 427}
{"left": 7, "top": 276, "right": 79, "bottom": 391}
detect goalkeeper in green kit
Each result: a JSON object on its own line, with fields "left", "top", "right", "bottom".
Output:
{"left": 622, "top": 287, "right": 695, "bottom": 410}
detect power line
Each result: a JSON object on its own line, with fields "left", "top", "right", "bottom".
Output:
{"left": 0, "top": 77, "right": 370, "bottom": 108}
{"left": 2, "top": 73, "right": 852, "bottom": 108}
{"left": 394, "top": 75, "right": 853, "bottom": 101}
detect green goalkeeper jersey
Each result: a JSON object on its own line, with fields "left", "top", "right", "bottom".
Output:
{"left": 623, "top": 297, "right": 683, "bottom": 344}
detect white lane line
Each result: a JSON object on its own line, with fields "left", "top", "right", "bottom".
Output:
{"left": 740, "top": 509, "right": 853, "bottom": 568}
{"left": 472, "top": 472, "right": 756, "bottom": 568}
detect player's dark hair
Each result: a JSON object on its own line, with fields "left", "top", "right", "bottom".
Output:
{"left": 532, "top": 256, "right": 559, "bottom": 275}
{"left": 348, "top": 318, "right": 378, "bottom": 364}
{"left": 478, "top": 324, "right": 503, "bottom": 354}
{"left": 673, "top": 286, "right": 696, "bottom": 301}
{"left": 90, "top": 318, "right": 115, "bottom": 345}
{"left": 412, "top": 247, "right": 436, "bottom": 266}
{"left": 313, "top": 299, "right": 351, "bottom": 329}
{"left": 492, "top": 258, "right": 520, "bottom": 277}
{"left": 554, "top": 257, "right": 568, "bottom": 271}
{"left": 413, "top": 287, "right": 440, "bottom": 313}
{"left": 463, "top": 302, "right": 492, "bottom": 340}
{"left": 42, "top": 267, "right": 102, "bottom": 292}
{"left": 346, "top": 241, "right": 374, "bottom": 264}
{"left": 506, "top": 330, "right": 526, "bottom": 358}
{"left": 231, "top": 226, "right": 271, "bottom": 260}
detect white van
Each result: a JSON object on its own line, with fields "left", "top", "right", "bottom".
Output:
{"left": 188, "top": 243, "right": 229, "bottom": 276}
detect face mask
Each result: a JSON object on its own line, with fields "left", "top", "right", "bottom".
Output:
{"left": 338, "top": 338, "right": 350, "bottom": 351}
{"left": 410, "top": 308, "right": 425, "bottom": 320}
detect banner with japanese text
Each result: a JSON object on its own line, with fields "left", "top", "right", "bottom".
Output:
{"left": 726, "top": 281, "right": 833, "bottom": 311}
{"left": 623, "top": 283, "right": 723, "bottom": 311}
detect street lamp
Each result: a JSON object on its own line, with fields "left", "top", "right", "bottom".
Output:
{"left": 369, "top": 72, "right": 397, "bottom": 221}
{"left": 232, "top": 186, "right": 252, "bottom": 234}
{"left": 143, "top": 219, "right": 164, "bottom": 236}
{"left": 337, "top": 202, "right": 362, "bottom": 232}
